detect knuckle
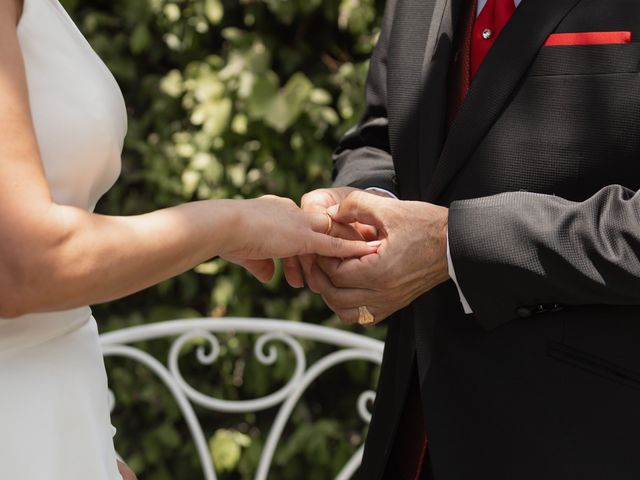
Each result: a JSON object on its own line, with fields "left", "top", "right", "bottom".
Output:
{"left": 301, "top": 189, "right": 323, "bottom": 205}
{"left": 330, "top": 236, "right": 344, "bottom": 251}
{"left": 279, "top": 196, "right": 297, "bottom": 208}
{"left": 349, "top": 189, "right": 365, "bottom": 200}
{"left": 282, "top": 257, "right": 298, "bottom": 268}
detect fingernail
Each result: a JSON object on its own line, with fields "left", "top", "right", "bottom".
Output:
{"left": 367, "top": 240, "right": 382, "bottom": 248}
{"left": 327, "top": 204, "right": 338, "bottom": 217}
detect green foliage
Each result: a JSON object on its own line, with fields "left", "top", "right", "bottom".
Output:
{"left": 210, "top": 429, "right": 252, "bottom": 473}
{"left": 59, "top": 0, "right": 386, "bottom": 477}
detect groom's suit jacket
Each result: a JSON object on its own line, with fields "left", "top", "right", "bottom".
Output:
{"left": 333, "top": 0, "right": 640, "bottom": 478}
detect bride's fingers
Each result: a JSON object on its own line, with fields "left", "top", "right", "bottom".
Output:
{"left": 307, "top": 212, "right": 364, "bottom": 241}
{"left": 308, "top": 232, "right": 380, "bottom": 259}
{"left": 283, "top": 256, "right": 304, "bottom": 288}
{"left": 238, "top": 259, "right": 276, "bottom": 283}
{"left": 307, "top": 211, "right": 334, "bottom": 235}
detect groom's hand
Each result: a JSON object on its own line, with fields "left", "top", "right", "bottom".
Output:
{"left": 309, "top": 190, "right": 450, "bottom": 325}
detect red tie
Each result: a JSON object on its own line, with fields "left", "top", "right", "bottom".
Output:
{"left": 448, "top": 0, "right": 478, "bottom": 125}
{"left": 471, "top": 0, "right": 516, "bottom": 77}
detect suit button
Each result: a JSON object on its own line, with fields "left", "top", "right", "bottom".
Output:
{"left": 516, "top": 307, "right": 533, "bottom": 318}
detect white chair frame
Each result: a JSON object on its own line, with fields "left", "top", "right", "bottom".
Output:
{"left": 100, "top": 318, "right": 384, "bottom": 480}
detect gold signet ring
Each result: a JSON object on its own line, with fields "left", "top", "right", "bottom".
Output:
{"left": 357, "top": 306, "right": 376, "bottom": 325}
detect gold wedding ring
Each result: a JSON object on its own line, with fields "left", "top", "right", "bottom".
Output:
{"left": 358, "top": 306, "right": 376, "bottom": 325}
{"left": 325, "top": 213, "right": 333, "bottom": 235}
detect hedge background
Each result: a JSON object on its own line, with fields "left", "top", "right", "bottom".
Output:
{"left": 58, "top": 0, "right": 386, "bottom": 478}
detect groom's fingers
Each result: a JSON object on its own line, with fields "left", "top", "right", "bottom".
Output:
{"left": 328, "top": 219, "right": 367, "bottom": 241}
{"left": 301, "top": 187, "right": 358, "bottom": 213}
{"left": 352, "top": 222, "right": 379, "bottom": 241}
{"left": 307, "top": 262, "right": 376, "bottom": 324}
{"left": 304, "top": 256, "right": 331, "bottom": 294}
{"left": 300, "top": 189, "right": 335, "bottom": 213}
{"left": 327, "top": 190, "right": 385, "bottom": 228}
{"left": 310, "top": 232, "right": 380, "bottom": 259}
{"left": 317, "top": 254, "right": 378, "bottom": 288}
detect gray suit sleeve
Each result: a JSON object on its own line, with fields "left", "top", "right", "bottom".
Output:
{"left": 332, "top": 0, "right": 397, "bottom": 193}
{"left": 448, "top": 185, "right": 640, "bottom": 330}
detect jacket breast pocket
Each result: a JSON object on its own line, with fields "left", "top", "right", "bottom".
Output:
{"left": 528, "top": 43, "right": 640, "bottom": 76}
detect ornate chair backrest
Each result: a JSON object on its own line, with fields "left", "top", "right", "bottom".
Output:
{"left": 100, "top": 318, "right": 384, "bottom": 480}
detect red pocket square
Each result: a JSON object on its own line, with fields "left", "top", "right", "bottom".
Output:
{"left": 544, "top": 31, "right": 632, "bottom": 47}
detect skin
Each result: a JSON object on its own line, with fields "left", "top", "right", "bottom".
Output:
{"left": 291, "top": 188, "right": 450, "bottom": 326}
{"left": 0, "top": 0, "right": 379, "bottom": 319}
{"left": 117, "top": 461, "right": 138, "bottom": 480}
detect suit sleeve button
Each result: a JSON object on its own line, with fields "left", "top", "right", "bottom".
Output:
{"left": 516, "top": 307, "right": 533, "bottom": 318}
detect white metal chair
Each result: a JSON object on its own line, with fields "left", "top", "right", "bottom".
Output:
{"left": 100, "top": 318, "right": 384, "bottom": 480}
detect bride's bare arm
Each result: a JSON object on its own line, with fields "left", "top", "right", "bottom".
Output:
{"left": 0, "top": 3, "right": 376, "bottom": 318}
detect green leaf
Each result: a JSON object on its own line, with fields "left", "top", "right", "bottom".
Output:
{"left": 209, "top": 429, "right": 251, "bottom": 473}
{"left": 246, "top": 72, "right": 280, "bottom": 119}
{"left": 160, "top": 69, "right": 184, "bottom": 98}
{"left": 129, "top": 23, "right": 151, "bottom": 54}
{"left": 212, "top": 277, "right": 235, "bottom": 307}
{"left": 264, "top": 73, "right": 313, "bottom": 132}
{"left": 204, "top": 0, "right": 224, "bottom": 25}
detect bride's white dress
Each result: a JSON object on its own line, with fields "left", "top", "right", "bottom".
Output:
{"left": 0, "top": 0, "right": 127, "bottom": 478}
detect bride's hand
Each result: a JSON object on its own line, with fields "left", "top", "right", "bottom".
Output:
{"left": 221, "top": 195, "right": 379, "bottom": 283}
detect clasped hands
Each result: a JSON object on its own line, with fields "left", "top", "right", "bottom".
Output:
{"left": 285, "top": 187, "right": 450, "bottom": 326}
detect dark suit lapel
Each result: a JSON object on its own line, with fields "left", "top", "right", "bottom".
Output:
{"left": 388, "top": 0, "right": 449, "bottom": 203}
{"left": 425, "top": 0, "right": 583, "bottom": 202}
{"left": 416, "top": 0, "right": 460, "bottom": 198}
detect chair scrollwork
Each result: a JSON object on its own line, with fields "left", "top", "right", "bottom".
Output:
{"left": 101, "top": 318, "right": 384, "bottom": 480}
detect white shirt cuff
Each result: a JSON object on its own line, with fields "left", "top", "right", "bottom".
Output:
{"left": 365, "top": 187, "right": 398, "bottom": 199}
{"left": 447, "top": 230, "right": 473, "bottom": 314}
